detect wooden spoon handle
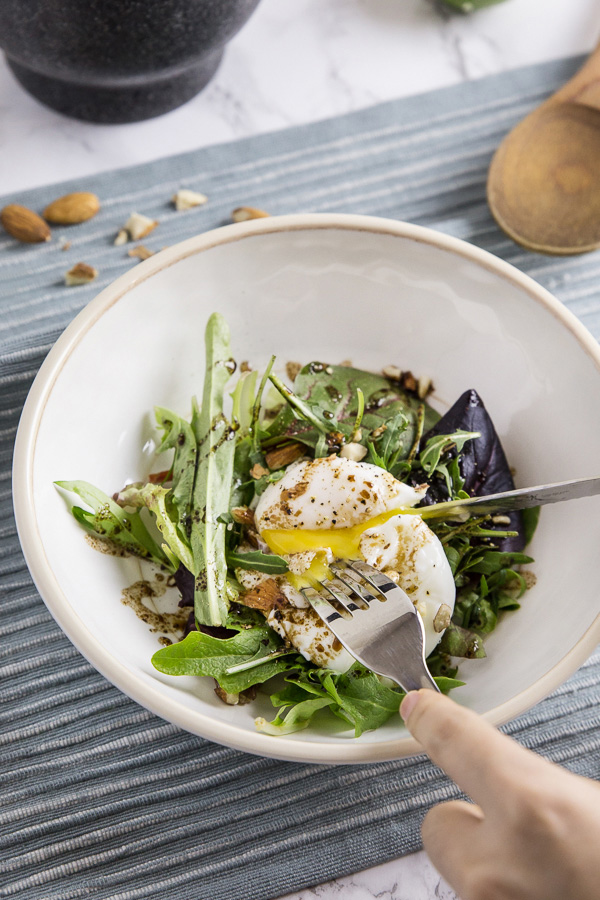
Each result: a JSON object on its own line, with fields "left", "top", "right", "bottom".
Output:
{"left": 553, "top": 43, "right": 600, "bottom": 110}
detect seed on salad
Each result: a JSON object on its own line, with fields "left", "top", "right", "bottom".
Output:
{"left": 232, "top": 206, "right": 270, "bottom": 222}
{"left": 382, "top": 365, "right": 402, "bottom": 381}
{"left": 433, "top": 604, "right": 452, "bottom": 633}
{"left": 65, "top": 262, "right": 98, "bottom": 285}
{"left": 492, "top": 515, "right": 512, "bottom": 525}
{"left": 417, "top": 375, "right": 433, "bottom": 399}
{"left": 240, "top": 360, "right": 252, "bottom": 372}
{"left": 172, "top": 189, "right": 208, "bottom": 211}
{"left": 340, "top": 442, "right": 367, "bottom": 462}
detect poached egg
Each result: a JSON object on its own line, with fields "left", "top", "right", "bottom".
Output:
{"left": 251, "top": 455, "right": 455, "bottom": 672}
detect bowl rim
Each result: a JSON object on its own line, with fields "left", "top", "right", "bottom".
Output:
{"left": 12, "top": 212, "right": 600, "bottom": 764}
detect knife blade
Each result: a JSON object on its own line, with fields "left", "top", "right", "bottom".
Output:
{"left": 418, "top": 475, "right": 600, "bottom": 521}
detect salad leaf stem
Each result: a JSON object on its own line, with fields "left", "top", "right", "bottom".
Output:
{"left": 251, "top": 355, "right": 276, "bottom": 451}
{"left": 350, "top": 387, "right": 365, "bottom": 442}
{"left": 189, "top": 313, "right": 237, "bottom": 627}
{"left": 226, "top": 549, "right": 289, "bottom": 574}
{"left": 406, "top": 403, "right": 425, "bottom": 463}
{"left": 268, "top": 372, "right": 331, "bottom": 435}
{"left": 225, "top": 649, "right": 295, "bottom": 675}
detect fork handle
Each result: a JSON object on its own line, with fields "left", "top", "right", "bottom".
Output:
{"left": 394, "top": 667, "right": 441, "bottom": 694}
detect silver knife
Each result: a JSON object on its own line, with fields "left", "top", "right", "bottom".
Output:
{"left": 418, "top": 475, "right": 600, "bottom": 521}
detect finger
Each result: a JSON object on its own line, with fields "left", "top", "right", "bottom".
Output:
{"left": 421, "top": 800, "right": 485, "bottom": 897}
{"left": 400, "top": 689, "right": 545, "bottom": 810}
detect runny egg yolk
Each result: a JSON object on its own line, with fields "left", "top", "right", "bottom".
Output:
{"left": 262, "top": 506, "right": 418, "bottom": 589}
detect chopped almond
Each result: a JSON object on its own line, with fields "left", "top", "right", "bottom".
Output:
{"left": 264, "top": 442, "right": 304, "bottom": 470}
{"left": 239, "top": 578, "right": 287, "bottom": 612}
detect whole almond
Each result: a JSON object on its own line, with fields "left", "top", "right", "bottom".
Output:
{"left": 44, "top": 192, "right": 100, "bottom": 225}
{"left": 1, "top": 204, "right": 51, "bottom": 243}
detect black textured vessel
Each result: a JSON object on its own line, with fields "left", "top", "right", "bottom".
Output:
{"left": 0, "top": 0, "right": 261, "bottom": 123}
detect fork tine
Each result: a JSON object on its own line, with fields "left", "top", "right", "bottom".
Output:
{"left": 346, "top": 559, "right": 398, "bottom": 597}
{"left": 323, "top": 578, "right": 364, "bottom": 613}
{"left": 301, "top": 585, "right": 346, "bottom": 624}
{"left": 330, "top": 561, "right": 379, "bottom": 606}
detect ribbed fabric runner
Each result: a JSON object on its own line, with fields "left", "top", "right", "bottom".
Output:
{"left": 2, "top": 55, "right": 600, "bottom": 900}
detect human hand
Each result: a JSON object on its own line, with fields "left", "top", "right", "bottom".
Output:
{"left": 400, "top": 689, "right": 600, "bottom": 900}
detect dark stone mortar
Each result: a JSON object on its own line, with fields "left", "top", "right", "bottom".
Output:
{"left": 0, "top": 0, "right": 261, "bottom": 123}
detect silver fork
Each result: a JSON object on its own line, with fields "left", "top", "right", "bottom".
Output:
{"left": 301, "top": 559, "right": 440, "bottom": 694}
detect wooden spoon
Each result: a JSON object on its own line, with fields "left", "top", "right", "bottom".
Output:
{"left": 487, "top": 47, "right": 600, "bottom": 255}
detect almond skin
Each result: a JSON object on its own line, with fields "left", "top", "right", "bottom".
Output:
{"left": 43, "top": 192, "right": 100, "bottom": 225}
{"left": 1, "top": 204, "right": 51, "bottom": 243}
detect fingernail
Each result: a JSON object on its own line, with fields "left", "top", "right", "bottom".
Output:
{"left": 400, "top": 691, "right": 420, "bottom": 724}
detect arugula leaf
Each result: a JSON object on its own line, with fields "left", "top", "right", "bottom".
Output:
{"left": 190, "top": 313, "right": 238, "bottom": 627}
{"left": 151, "top": 624, "right": 296, "bottom": 692}
{"left": 154, "top": 407, "right": 197, "bottom": 535}
{"left": 137, "top": 482, "right": 194, "bottom": 572}
{"left": 419, "top": 430, "right": 480, "bottom": 476}
{"left": 227, "top": 550, "right": 289, "bottom": 574}
{"left": 438, "top": 623, "right": 487, "bottom": 659}
{"left": 264, "top": 362, "right": 439, "bottom": 460}
{"left": 255, "top": 697, "right": 335, "bottom": 736}
{"left": 55, "top": 480, "right": 170, "bottom": 567}
{"left": 259, "top": 666, "right": 464, "bottom": 737}
{"left": 319, "top": 668, "right": 403, "bottom": 736}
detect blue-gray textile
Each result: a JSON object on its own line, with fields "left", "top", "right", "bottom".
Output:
{"left": 2, "top": 56, "right": 599, "bottom": 900}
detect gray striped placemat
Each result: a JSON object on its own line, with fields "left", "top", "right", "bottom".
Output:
{"left": 3, "top": 55, "right": 600, "bottom": 900}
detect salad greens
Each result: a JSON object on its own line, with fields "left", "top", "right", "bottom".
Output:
{"left": 57, "top": 312, "right": 535, "bottom": 737}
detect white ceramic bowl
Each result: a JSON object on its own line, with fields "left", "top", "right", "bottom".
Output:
{"left": 13, "top": 213, "right": 600, "bottom": 764}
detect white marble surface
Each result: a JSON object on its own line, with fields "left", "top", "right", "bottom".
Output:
{"left": 1, "top": 1, "right": 599, "bottom": 898}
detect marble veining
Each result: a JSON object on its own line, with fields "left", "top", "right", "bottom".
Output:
{"left": 1, "top": 0, "right": 599, "bottom": 897}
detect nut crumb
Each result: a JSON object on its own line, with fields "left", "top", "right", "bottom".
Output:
{"left": 232, "top": 206, "right": 270, "bottom": 222}
{"left": 250, "top": 463, "right": 269, "bottom": 479}
{"left": 114, "top": 229, "right": 128, "bottom": 246}
{"left": 231, "top": 506, "right": 255, "bottom": 526}
{"left": 264, "top": 443, "right": 304, "bottom": 470}
{"left": 123, "top": 212, "right": 158, "bottom": 242}
{"left": 172, "top": 189, "right": 208, "bottom": 211}
{"left": 65, "top": 262, "right": 98, "bottom": 285}
{"left": 240, "top": 360, "right": 252, "bottom": 372}
{"left": 128, "top": 244, "right": 154, "bottom": 261}
{"left": 339, "top": 359, "right": 352, "bottom": 367}
{"left": 61, "top": 240, "right": 72, "bottom": 252}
